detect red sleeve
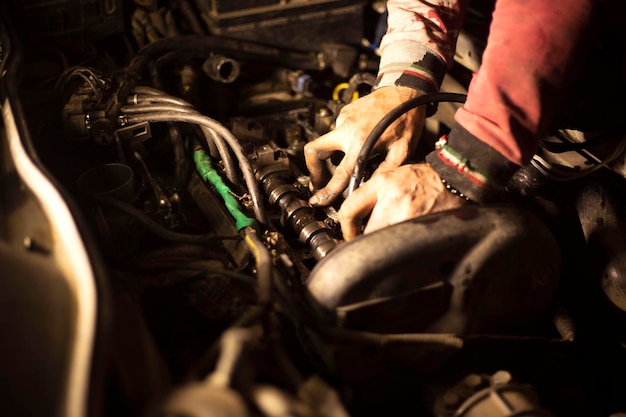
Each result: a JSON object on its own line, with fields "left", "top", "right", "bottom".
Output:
{"left": 427, "top": 0, "right": 602, "bottom": 203}
{"left": 455, "top": 0, "right": 599, "bottom": 166}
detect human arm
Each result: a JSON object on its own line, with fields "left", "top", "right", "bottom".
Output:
{"left": 337, "top": 163, "right": 465, "bottom": 240}
{"left": 425, "top": 0, "right": 600, "bottom": 203}
{"left": 305, "top": 0, "right": 468, "bottom": 206}
{"left": 338, "top": 0, "right": 602, "bottom": 240}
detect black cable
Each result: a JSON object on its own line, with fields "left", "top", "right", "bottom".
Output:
{"left": 168, "top": 122, "right": 190, "bottom": 190}
{"left": 90, "top": 194, "right": 224, "bottom": 245}
{"left": 347, "top": 92, "right": 467, "bottom": 195}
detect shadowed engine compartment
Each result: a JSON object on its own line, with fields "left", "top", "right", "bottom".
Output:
{"left": 2, "top": 1, "right": 626, "bottom": 417}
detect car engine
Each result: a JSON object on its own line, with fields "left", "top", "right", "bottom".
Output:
{"left": 1, "top": 1, "right": 626, "bottom": 417}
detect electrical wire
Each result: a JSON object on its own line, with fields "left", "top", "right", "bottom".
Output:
{"left": 347, "top": 92, "right": 467, "bottom": 195}
{"left": 121, "top": 103, "right": 200, "bottom": 114}
{"left": 133, "top": 85, "right": 174, "bottom": 96}
{"left": 129, "top": 94, "right": 194, "bottom": 107}
{"left": 194, "top": 148, "right": 257, "bottom": 231}
{"left": 243, "top": 226, "right": 273, "bottom": 309}
{"left": 124, "top": 110, "right": 268, "bottom": 225}
{"left": 124, "top": 90, "right": 241, "bottom": 189}
{"left": 55, "top": 66, "right": 106, "bottom": 101}
{"left": 199, "top": 125, "right": 239, "bottom": 185}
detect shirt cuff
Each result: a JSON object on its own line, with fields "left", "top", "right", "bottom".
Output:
{"left": 425, "top": 124, "right": 520, "bottom": 204}
{"left": 374, "top": 39, "right": 448, "bottom": 94}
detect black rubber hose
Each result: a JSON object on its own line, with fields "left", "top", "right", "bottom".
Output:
{"left": 347, "top": 92, "right": 467, "bottom": 195}
{"left": 114, "top": 35, "right": 323, "bottom": 118}
{"left": 168, "top": 122, "right": 189, "bottom": 190}
{"left": 90, "top": 194, "right": 221, "bottom": 245}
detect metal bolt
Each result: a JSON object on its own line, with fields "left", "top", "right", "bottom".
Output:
{"left": 492, "top": 370, "right": 513, "bottom": 385}
{"left": 317, "top": 107, "right": 330, "bottom": 117}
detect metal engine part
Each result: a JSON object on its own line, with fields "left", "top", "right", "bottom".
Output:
{"left": 433, "top": 371, "right": 554, "bottom": 417}
{"left": 254, "top": 145, "right": 339, "bottom": 261}
{"left": 4, "top": 2, "right": 626, "bottom": 417}
{"left": 202, "top": 54, "right": 240, "bottom": 84}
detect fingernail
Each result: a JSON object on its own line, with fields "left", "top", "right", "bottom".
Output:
{"left": 309, "top": 195, "right": 320, "bottom": 206}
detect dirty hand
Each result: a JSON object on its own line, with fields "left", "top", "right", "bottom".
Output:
{"left": 338, "top": 163, "right": 469, "bottom": 241}
{"left": 304, "top": 85, "right": 427, "bottom": 206}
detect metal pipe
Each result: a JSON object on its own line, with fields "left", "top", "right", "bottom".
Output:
{"left": 203, "top": 55, "right": 240, "bottom": 84}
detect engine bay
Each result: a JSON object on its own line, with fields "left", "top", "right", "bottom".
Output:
{"left": 2, "top": 1, "right": 626, "bottom": 417}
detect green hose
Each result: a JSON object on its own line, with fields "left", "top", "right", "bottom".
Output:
{"left": 194, "top": 148, "right": 256, "bottom": 231}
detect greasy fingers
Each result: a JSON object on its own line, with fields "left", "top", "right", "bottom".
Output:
{"left": 337, "top": 182, "right": 378, "bottom": 240}
{"left": 377, "top": 139, "right": 412, "bottom": 171}
{"left": 338, "top": 164, "right": 468, "bottom": 241}
{"left": 304, "top": 86, "right": 427, "bottom": 207}
{"left": 304, "top": 129, "right": 345, "bottom": 190}
{"left": 309, "top": 162, "right": 353, "bottom": 206}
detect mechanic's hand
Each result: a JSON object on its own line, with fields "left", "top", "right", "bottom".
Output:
{"left": 304, "top": 85, "right": 427, "bottom": 207}
{"left": 338, "top": 163, "right": 469, "bottom": 241}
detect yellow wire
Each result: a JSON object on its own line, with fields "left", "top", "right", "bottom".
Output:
{"left": 244, "top": 233, "right": 261, "bottom": 265}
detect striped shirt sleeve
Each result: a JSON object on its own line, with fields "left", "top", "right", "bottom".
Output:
{"left": 375, "top": 0, "right": 468, "bottom": 93}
